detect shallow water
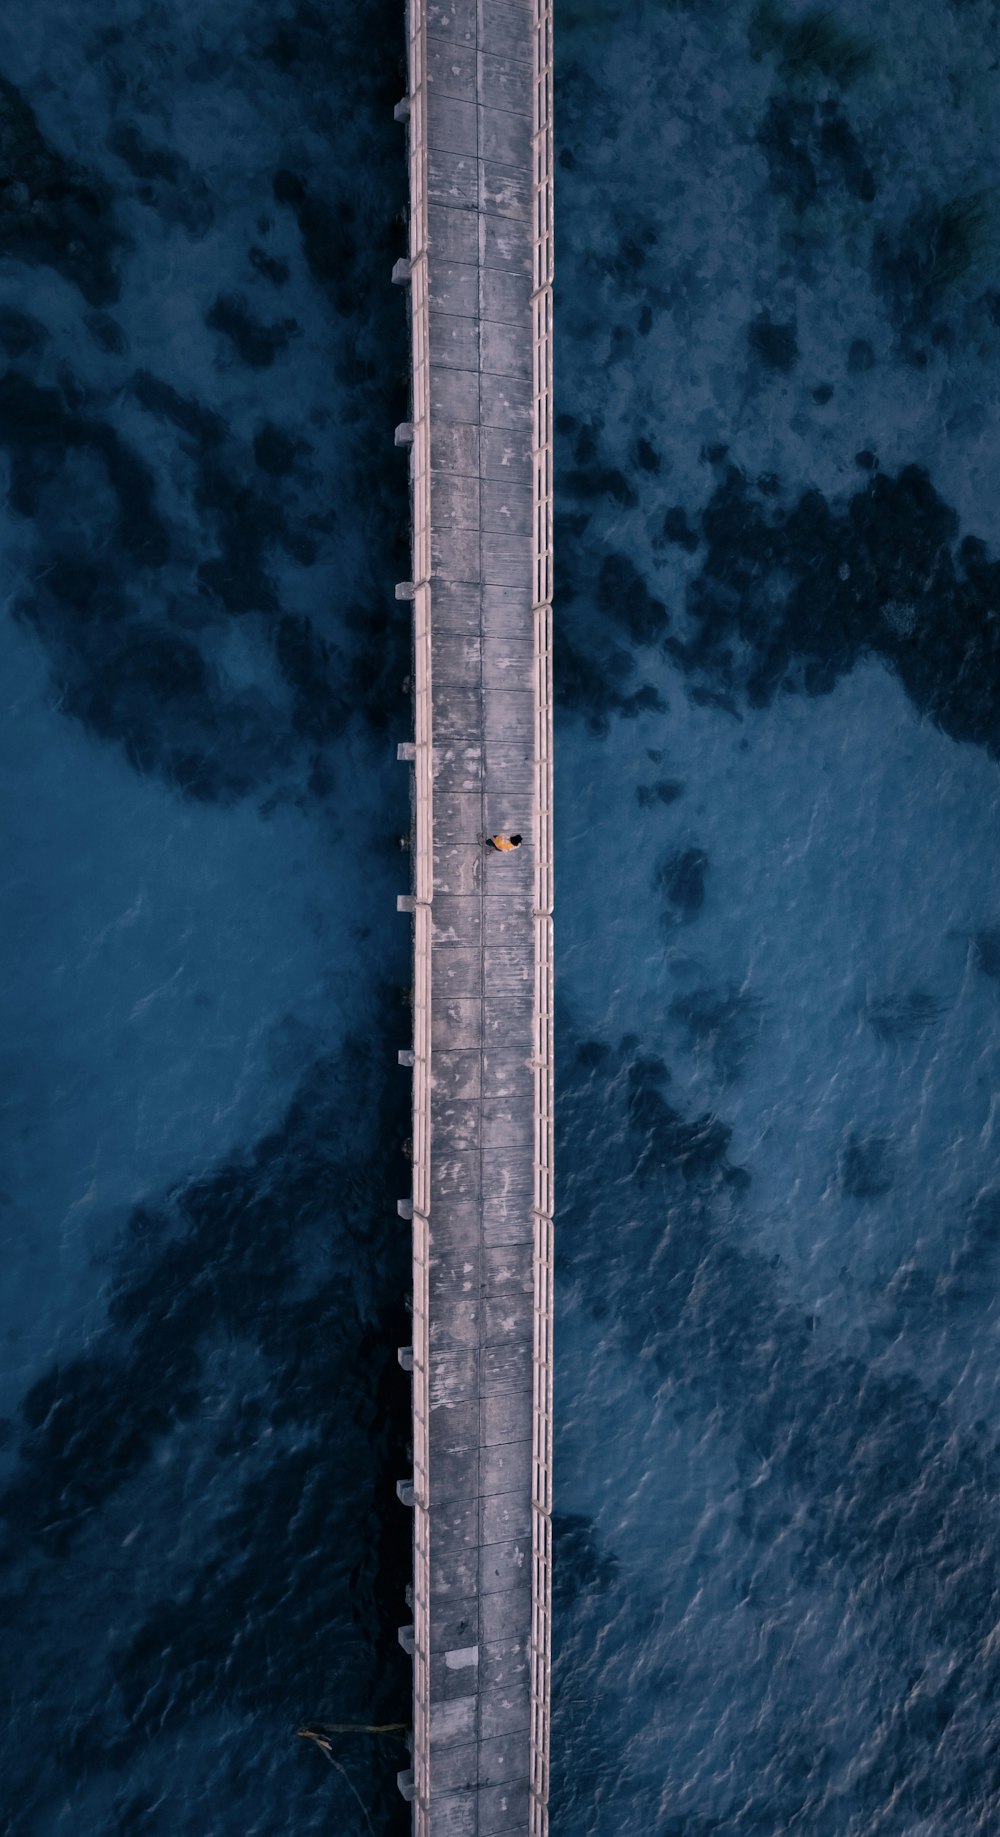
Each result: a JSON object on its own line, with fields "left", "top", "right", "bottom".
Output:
{"left": 552, "top": 2, "right": 1000, "bottom": 1833}
{"left": 3, "top": 0, "right": 1000, "bottom": 1832}
{"left": 0, "top": 4, "right": 414, "bottom": 1831}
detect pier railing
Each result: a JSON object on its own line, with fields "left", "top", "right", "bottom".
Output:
{"left": 405, "top": 2, "right": 431, "bottom": 1831}
{"left": 530, "top": 2, "right": 555, "bottom": 1834}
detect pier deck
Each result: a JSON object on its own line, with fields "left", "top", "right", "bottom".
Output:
{"left": 396, "top": 2, "right": 553, "bottom": 1833}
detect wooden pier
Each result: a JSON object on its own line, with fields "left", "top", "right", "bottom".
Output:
{"left": 394, "top": 2, "right": 553, "bottom": 1833}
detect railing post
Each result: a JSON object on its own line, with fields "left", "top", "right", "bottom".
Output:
{"left": 530, "top": 2, "right": 555, "bottom": 1834}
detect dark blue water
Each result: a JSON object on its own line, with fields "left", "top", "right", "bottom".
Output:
{"left": 552, "top": 2, "right": 1000, "bottom": 1833}
{"left": 4, "top": 1, "right": 1000, "bottom": 1833}
{"left": 0, "top": 4, "right": 414, "bottom": 1831}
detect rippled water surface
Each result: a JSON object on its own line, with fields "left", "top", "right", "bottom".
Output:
{"left": 3, "top": 0, "right": 1000, "bottom": 1833}
{"left": 0, "top": 4, "right": 414, "bottom": 1831}
{"left": 552, "top": 2, "right": 1000, "bottom": 1833}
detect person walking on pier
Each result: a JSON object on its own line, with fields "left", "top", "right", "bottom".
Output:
{"left": 486, "top": 833, "right": 523, "bottom": 852}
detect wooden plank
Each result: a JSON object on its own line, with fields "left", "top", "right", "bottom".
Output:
{"left": 433, "top": 527, "right": 482, "bottom": 587}
{"left": 433, "top": 741, "right": 483, "bottom": 793}
{"left": 426, "top": 91, "right": 479, "bottom": 152}
{"left": 426, "top": 0, "right": 476, "bottom": 45}
{"left": 432, "top": 688, "right": 481, "bottom": 741}
{"left": 481, "top": 894, "right": 533, "bottom": 941}
{"left": 432, "top": 422, "right": 481, "bottom": 474}
{"left": 480, "top": 582, "right": 532, "bottom": 642}
{"left": 479, "top": 1540, "right": 531, "bottom": 1598}
{"left": 481, "top": 1243, "right": 533, "bottom": 1295}
{"left": 483, "top": 688, "right": 533, "bottom": 739}
{"left": 428, "top": 202, "right": 479, "bottom": 264}
{"left": 426, "top": 1787, "right": 476, "bottom": 1833}
{"left": 431, "top": 1151, "right": 483, "bottom": 1205}
{"left": 432, "top": 1445, "right": 482, "bottom": 1509}
{"left": 429, "top": 261, "right": 479, "bottom": 318}
{"left": 430, "top": 579, "right": 481, "bottom": 627}
{"left": 481, "top": 1052, "right": 533, "bottom": 1102}
{"left": 483, "top": 854, "right": 533, "bottom": 901}
{"left": 480, "top": 1634, "right": 530, "bottom": 1690}
{"left": 434, "top": 838, "right": 483, "bottom": 896}
{"left": 477, "top": 1732, "right": 529, "bottom": 1788}
{"left": 429, "top": 148, "right": 479, "bottom": 211}
{"left": 429, "top": 309, "right": 480, "bottom": 369}
{"left": 479, "top": 1437, "right": 532, "bottom": 1496}
{"left": 480, "top": 267, "right": 532, "bottom": 328}
{"left": 483, "top": 942, "right": 533, "bottom": 985}
{"left": 479, "top": 0, "right": 534, "bottom": 58}
{"left": 430, "top": 1609, "right": 480, "bottom": 1660}
{"left": 427, "top": 38, "right": 477, "bottom": 102}
{"left": 432, "top": 892, "right": 483, "bottom": 945}
{"left": 481, "top": 317, "right": 531, "bottom": 380}
{"left": 430, "top": 1646, "right": 480, "bottom": 1701}
{"left": 481, "top": 1512, "right": 532, "bottom": 1576}
{"left": 478, "top": 52, "right": 532, "bottom": 114}
{"left": 432, "top": 632, "right": 481, "bottom": 694}
{"left": 480, "top": 160, "right": 532, "bottom": 221}
{"left": 431, "top": 1200, "right": 483, "bottom": 1251}
{"left": 481, "top": 1392, "right": 532, "bottom": 1447}
{"left": 428, "top": 1398, "right": 480, "bottom": 1456}
{"left": 480, "top": 1584, "right": 531, "bottom": 1644}
{"left": 482, "top": 634, "right": 534, "bottom": 687}
{"left": 481, "top": 690, "right": 529, "bottom": 749}
{"left": 481, "top": 476, "right": 531, "bottom": 535}
{"left": 430, "top": 1289, "right": 480, "bottom": 1350}
{"left": 431, "top": 995, "right": 483, "bottom": 1048}
{"left": 431, "top": 364, "right": 481, "bottom": 424}
{"left": 481, "top": 370, "right": 532, "bottom": 429}
{"left": 481, "top": 1102, "right": 533, "bottom": 1154}
{"left": 482, "top": 1202, "right": 533, "bottom": 1249}
{"left": 481, "top": 1340, "right": 533, "bottom": 1395}
{"left": 430, "top": 1250, "right": 481, "bottom": 1331}
{"left": 479, "top": 1782, "right": 531, "bottom": 1834}
{"left": 431, "top": 1048, "right": 482, "bottom": 1097}
{"left": 481, "top": 213, "right": 531, "bottom": 274}
{"left": 484, "top": 1002, "right": 533, "bottom": 1047}
{"left": 481, "top": 750, "right": 532, "bottom": 790}
{"left": 430, "top": 944, "right": 482, "bottom": 997}
{"left": 429, "top": 1696, "right": 477, "bottom": 1748}
{"left": 478, "top": 105, "right": 532, "bottom": 169}
{"left": 429, "top": 1541, "right": 479, "bottom": 1602}
{"left": 432, "top": 473, "right": 481, "bottom": 531}
{"left": 433, "top": 1098, "right": 482, "bottom": 1152}
{"left": 482, "top": 530, "right": 528, "bottom": 587}
{"left": 430, "top": 1350, "right": 481, "bottom": 1408}
{"left": 435, "top": 790, "right": 484, "bottom": 842}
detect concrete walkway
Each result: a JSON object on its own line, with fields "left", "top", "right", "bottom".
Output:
{"left": 395, "top": 2, "right": 553, "bottom": 1833}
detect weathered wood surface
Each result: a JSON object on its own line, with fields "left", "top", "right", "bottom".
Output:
{"left": 398, "top": 1, "right": 553, "bottom": 1833}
